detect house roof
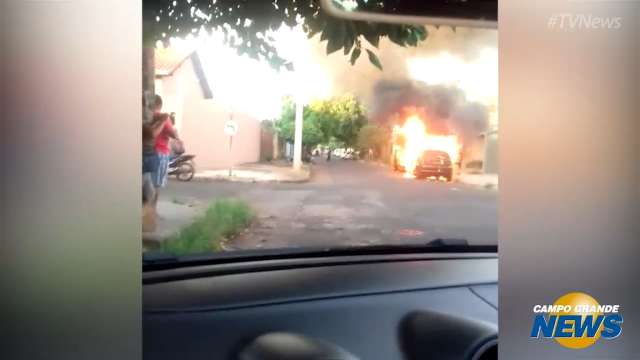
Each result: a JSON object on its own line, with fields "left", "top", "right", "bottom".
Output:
{"left": 155, "top": 46, "right": 213, "bottom": 99}
{"left": 155, "top": 46, "right": 194, "bottom": 77}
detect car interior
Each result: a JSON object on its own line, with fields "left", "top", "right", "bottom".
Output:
{"left": 143, "top": 1, "right": 499, "bottom": 359}
{"left": 144, "top": 246, "right": 497, "bottom": 360}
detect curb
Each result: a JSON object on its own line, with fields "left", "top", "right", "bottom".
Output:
{"left": 359, "top": 160, "right": 388, "bottom": 167}
{"left": 191, "top": 175, "right": 311, "bottom": 184}
{"left": 191, "top": 168, "right": 312, "bottom": 184}
{"left": 454, "top": 180, "right": 499, "bottom": 191}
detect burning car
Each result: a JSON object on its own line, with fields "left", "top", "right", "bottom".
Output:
{"left": 390, "top": 109, "right": 461, "bottom": 182}
{"left": 393, "top": 148, "right": 454, "bottom": 181}
{"left": 414, "top": 150, "right": 453, "bottom": 181}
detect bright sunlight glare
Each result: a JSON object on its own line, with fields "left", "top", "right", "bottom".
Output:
{"left": 158, "top": 25, "right": 333, "bottom": 120}
{"left": 406, "top": 48, "right": 498, "bottom": 106}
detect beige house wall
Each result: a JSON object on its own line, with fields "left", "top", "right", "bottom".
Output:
{"left": 156, "top": 58, "right": 261, "bottom": 170}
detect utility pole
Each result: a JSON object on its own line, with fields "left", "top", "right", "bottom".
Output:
{"left": 229, "top": 111, "right": 233, "bottom": 177}
{"left": 291, "top": 58, "right": 304, "bottom": 172}
{"left": 293, "top": 95, "right": 303, "bottom": 171}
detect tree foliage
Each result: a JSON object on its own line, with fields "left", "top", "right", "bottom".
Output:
{"left": 275, "top": 95, "right": 367, "bottom": 148}
{"left": 275, "top": 98, "right": 325, "bottom": 147}
{"left": 143, "top": 0, "right": 428, "bottom": 70}
{"left": 316, "top": 94, "right": 367, "bottom": 147}
{"left": 357, "top": 124, "right": 390, "bottom": 158}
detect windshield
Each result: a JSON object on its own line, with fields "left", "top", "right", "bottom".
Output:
{"left": 142, "top": 3, "right": 498, "bottom": 259}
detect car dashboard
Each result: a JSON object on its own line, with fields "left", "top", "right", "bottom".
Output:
{"left": 143, "top": 253, "right": 498, "bottom": 359}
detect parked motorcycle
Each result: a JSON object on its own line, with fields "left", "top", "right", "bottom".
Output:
{"left": 168, "top": 154, "right": 196, "bottom": 181}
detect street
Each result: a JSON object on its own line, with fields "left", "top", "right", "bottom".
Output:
{"left": 163, "top": 159, "right": 497, "bottom": 249}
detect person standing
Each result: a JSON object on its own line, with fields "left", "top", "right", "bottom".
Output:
{"left": 151, "top": 96, "right": 179, "bottom": 192}
{"left": 143, "top": 119, "right": 163, "bottom": 204}
{"left": 168, "top": 112, "right": 185, "bottom": 160}
{"left": 142, "top": 95, "right": 168, "bottom": 231}
{"left": 143, "top": 96, "right": 167, "bottom": 203}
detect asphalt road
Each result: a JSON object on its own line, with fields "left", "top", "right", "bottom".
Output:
{"left": 163, "top": 159, "right": 497, "bottom": 249}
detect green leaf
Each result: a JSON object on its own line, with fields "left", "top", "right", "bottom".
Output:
{"left": 418, "top": 27, "right": 428, "bottom": 40}
{"left": 326, "top": 37, "right": 342, "bottom": 55}
{"left": 320, "top": 27, "right": 329, "bottom": 41}
{"left": 308, "top": 26, "right": 322, "bottom": 38}
{"left": 387, "top": 27, "right": 405, "bottom": 47}
{"left": 306, "top": 14, "right": 325, "bottom": 39}
{"left": 366, "top": 49, "right": 382, "bottom": 70}
{"left": 343, "top": 25, "right": 356, "bottom": 55}
{"left": 343, "top": 34, "right": 355, "bottom": 55}
{"left": 407, "top": 31, "right": 418, "bottom": 46}
{"left": 414, "top": 26, "right": 429, "bottom": 41}
{"left": 350, "top": 46, "right": 361, "bottom": 65}
{"left": 363, "top": 30, "right": 379, "bottom": 48}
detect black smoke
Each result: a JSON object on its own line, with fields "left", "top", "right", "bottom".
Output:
{"left": 370, "top": 79, "right": 489, "bottom": 146}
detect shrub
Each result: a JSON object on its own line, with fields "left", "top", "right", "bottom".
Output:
{"left": 161, "top": 199, "right": 253, "bottom": 255}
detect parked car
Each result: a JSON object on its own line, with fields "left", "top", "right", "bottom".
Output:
{"left": 414, "top": 150, "right": 453, "bottom": 181}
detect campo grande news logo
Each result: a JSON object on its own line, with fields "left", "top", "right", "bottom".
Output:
{"left": 530, "top": 292, "right": 623, "bottom": 349}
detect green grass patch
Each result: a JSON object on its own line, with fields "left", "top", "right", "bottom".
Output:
{"left": 161, "top": 199, "right": 254, "bottom": 256}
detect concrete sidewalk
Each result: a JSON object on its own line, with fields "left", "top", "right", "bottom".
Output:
{"left": 193, "top": 161, "right": 311, "bottom": 183}
{"left": 456, "top": 172, "right": 499, "bottom": 190}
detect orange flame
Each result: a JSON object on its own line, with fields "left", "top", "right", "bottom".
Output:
{"left": 392, "top": 114, "right": 461, "bottom": 176}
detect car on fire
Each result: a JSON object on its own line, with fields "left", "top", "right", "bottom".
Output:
{"left": 414, "top": 149, "right": 453, "bottom": 181}
{"left": 390, "top": 112, "right": 460, "bottom": 182}
{"left": 393, "top": 149, "right": 454, "bottom": 181}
